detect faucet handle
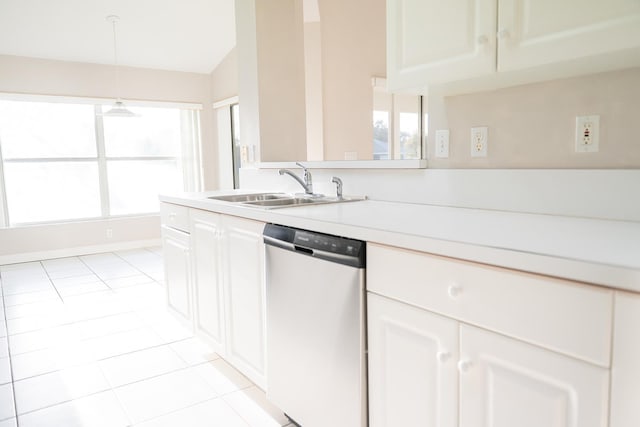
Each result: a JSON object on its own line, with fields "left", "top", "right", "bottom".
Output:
{"left": 295, "top": 161, "right": 307, "bottom": 170}
{"left": 331, "top": 176, "right": 343, "bottom": 199}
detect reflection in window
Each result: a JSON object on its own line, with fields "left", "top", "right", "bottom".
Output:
{"left": 373, "top": 111, "right": 390, "bottom": 160}
{"left": 399, "top": 112, "right": 420, "bottom": 159}
{"left": 372, "top": 78, "right": 422, "bottom": 160}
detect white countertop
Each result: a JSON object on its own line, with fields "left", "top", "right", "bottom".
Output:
{"left": 160, "top": 191, "right": 640, "bottom": 293}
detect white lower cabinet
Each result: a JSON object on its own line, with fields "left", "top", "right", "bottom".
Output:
{"left": 161, "top": 225, "right": 192, "bottom": 326}
{"left": 190, "top": 210, "right": 226, "bottom": 355}
{"left": 221, "top": 215, "right": 267, "bottom": 389}
{"left": 163, "top": 206, "right": 267, "bottom": 389}
{"left": 368, "top": 292, "right": 609, "bottom": 427}
{"left": 610, "top": 291, "right": 640, "bottom": 427}
{"left": 459, "top": 325, "right": 609, "bottom": 427}
{"left": 367, "top": 243, "right": 613, "bottom": 427}
{"left": 368, "top": 293, "right": 458, "bottom": 427}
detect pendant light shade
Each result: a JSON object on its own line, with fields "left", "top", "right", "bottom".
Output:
{"left": 103, "top": 15, "right": 137, "bottom": 118}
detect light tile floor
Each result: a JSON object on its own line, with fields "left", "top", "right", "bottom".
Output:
{"left": 0, "top": 248, "right": 291, "bottom": 427}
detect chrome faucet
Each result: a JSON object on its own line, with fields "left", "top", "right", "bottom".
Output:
{"left": 279, "top": 162, "right": 314, "bottom": 195}
{"left": 331, "top": 176, "right": 343, "bottom": 199}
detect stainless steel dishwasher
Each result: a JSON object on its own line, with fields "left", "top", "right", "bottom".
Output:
{"left": 263, "top": 223, "right": 367, "bottom": 427}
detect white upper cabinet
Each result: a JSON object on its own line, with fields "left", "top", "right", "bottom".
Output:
{"left": 387, "top": 0, "right": 640, "bottom": 92}
{"left": 498, "top": 0, "right": 640, "bottom": 71}
{"left": 387, "top": 0, "right": 496, "bottom": 89}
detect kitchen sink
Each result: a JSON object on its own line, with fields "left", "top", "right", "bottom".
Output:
{"left": 207, "top": 192, "right": 366, "bottom": 209}
{"left": 207, "top": 193, "right": 289, "bottom": 203}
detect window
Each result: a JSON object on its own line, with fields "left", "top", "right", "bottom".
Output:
{"left": 0, "top": 97, "right": 201, "bottom": 226}
{"left": 372, "top": 78, "right": 423, "bottom": 160}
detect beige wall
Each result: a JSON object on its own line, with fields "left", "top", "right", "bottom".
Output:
{"left": 318, "top": 0, "right": 386, "bottom": 160}
{"left": 211, "top": 48, "right": 239, "bottom": 102}
{"left": 428, "top": 67, "right": 640, "bottom": 168}
{"left": 235, "top": 0, "right": 308, "bottom": 163}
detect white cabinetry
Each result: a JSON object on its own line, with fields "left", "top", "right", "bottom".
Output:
{"left": 161, "top": 203, "right": 192, "bottom": 327}
{"left": 387, "top": 0, "right": 496, "bottom": 90}
{"left": 162, "top": 204, "right": 267, "bottom": 389}
{"left": 460, "top": 325, "right": 608, "bottom": 427}
{"left": 189, "top": 209, "right": 226, "bottom": 355}
{"left": 387, "top": 0, "right": 640, "bottom": 92}
{"left": 610, "top": 291, "right": 640, "bottom": 427}
{"left": 368, "top": 293, "right": 458, "bottom": 426}
{"left": 222, "top": 215, "right": 267, "bottom": 389}
{"left": 367, "top": 243, "right": 612, "bottom": 427}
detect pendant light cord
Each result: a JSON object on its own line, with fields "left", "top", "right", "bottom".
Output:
{"left": 107, "top": 15, "right": 121, "bottom": 101}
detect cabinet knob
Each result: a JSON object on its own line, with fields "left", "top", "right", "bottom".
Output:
{"left": 437, "top": 351, "right": 451, "bottom": 363}
{"left": 447, "top": 284, "right": 462, "bottom": 299}
{"left": 497, "top": 29, "right": 510, "bottom": 40}
{"left": 477, "top": 35, "right": 489, "bottom": 45}
{"left": 457, "top": 359, "right": 472, "bottom": 373}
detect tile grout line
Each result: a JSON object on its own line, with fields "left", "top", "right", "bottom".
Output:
{"left": 112, "top": 251, "right": 162, "bottom": 285}
{"left": 39, "top": 260, "right": 65, "bottom": 305}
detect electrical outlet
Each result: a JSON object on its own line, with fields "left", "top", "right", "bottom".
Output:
{"left": 575, "top": 115, "right": 599, "bottom": 153}
{"left": 435, "top": 130, "right": 450, "bottom": 158}
{"left": 470, "top": 126, "right": 488, "bottom": 157}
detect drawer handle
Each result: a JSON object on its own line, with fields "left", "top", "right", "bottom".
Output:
{"left": 437, "top": 351, "right": 451, "bottom": 363}
{"left": 169, "top": 213, "right": 177, "bottom": 220}
{"left": 457, "top": 359, "right": 472, "bottom": 373}
{"left": 447, "top": 284, "right": 462, "bottom": 299}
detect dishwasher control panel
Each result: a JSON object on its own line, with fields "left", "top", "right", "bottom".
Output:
{"left": 263, "top": 223, "right": 365, "bottom": 268}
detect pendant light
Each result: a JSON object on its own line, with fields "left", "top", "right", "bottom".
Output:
{"left": 103, "top": 15, "right": 136, "bottom": 117}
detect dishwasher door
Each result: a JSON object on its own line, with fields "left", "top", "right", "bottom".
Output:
{"left": 264, "top": 224, "right": 366, "bottom": 427}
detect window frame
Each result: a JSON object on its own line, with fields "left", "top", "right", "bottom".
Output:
{"left": 0, "top": 94, "right": 202, "bottom": 227}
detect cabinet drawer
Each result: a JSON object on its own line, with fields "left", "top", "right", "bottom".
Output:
{"left": 160, "top": 203, "right": 190, "bottom": 233}
{"left": 367, "top": 243, "right": 613, "bottom": 367}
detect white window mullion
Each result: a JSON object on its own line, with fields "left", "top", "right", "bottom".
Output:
{"left": 0, "top": 141, "right": 10, "bottom": 227}
{"left": 94, "top": 105, "right": 111, "bottom": 217}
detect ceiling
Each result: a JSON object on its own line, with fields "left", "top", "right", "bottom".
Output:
{"left": 0, "top": 0, "right": 236, "bottom": 74}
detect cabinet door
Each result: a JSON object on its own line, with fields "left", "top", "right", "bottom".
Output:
{"left": 387, "top": 0, "right": 496, "bottom": 90}
{"left": 459, "top": 325, "right": 609, "bottom": 427}
{"left": 190, "top": 210, "right": 226, "bottom": 355}
{"left": 222, "top": 216, "right": 266, "bottom": 389}
{"left": 610, "top": 291, "right": 640, "bottom": 427}
{"left": 498, "top": 0, "right": 640, "bottom": 71}
{"left": 367, "top": 293, "right": 458, "bottom": 427}
{"left": 162, "top": 225, "right": 192, "bottom": 326}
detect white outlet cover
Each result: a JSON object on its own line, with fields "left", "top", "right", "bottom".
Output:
{"left": 470, "top": 126, "right": 488, "bottom": 158}
{"left": 435, "top": 129, "right": 450, "bottom": 158}
{"left": 575, "top": 115, "right": 599, "bottom": 153}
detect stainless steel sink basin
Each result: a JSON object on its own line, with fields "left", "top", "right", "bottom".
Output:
{"left": 244, "top": 197, "right": 323, "bottom": 207}
{"left": 244, "top": 195, "right": 366, "bottom": 209}
{"left": 207, "top": 192, "right": 366, "bottom": 209}
{"left": 207, "top": 193, "right": 289, "bottom": 203}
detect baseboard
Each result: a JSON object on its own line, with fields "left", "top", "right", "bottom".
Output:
{"left": 0, "top": 239, "right": 162, "bottom": 266}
